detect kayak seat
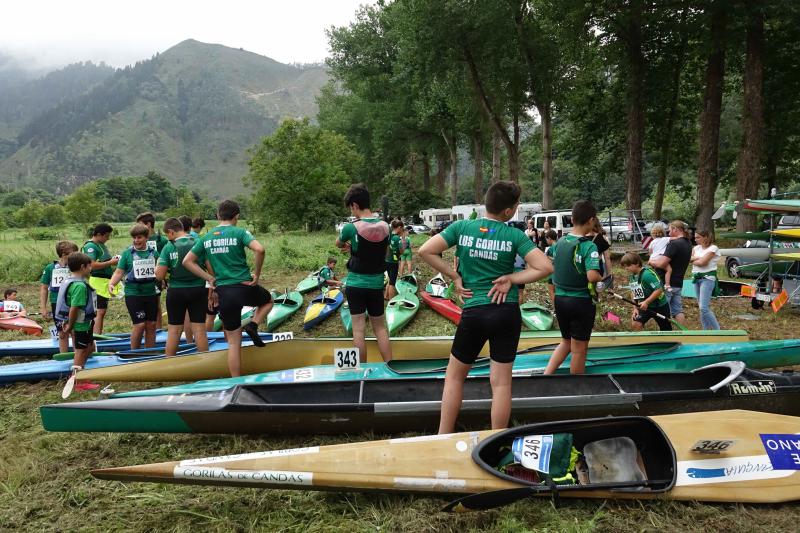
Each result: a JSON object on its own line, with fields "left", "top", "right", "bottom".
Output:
{"left": 584, "top": 437, "right": 646, "bottom": 484}
{"left": 388, "top": 299, "right": 418, "bottom": 309}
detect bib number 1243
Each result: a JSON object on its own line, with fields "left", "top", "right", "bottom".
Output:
{"left": 334, "top": 348, "right": 360, "bottom": 371}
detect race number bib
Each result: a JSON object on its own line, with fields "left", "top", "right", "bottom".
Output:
{"left": 630, "top": 282, "right": 645, "bottom": 300}
{"left": 512, "top": 434, "right": 554, "bottom": 474}
{"left": 2, "top": 300, "right": 20, "bottom": 312}
{"left": 50, "top": 266, "right": 70, "bottom": 289}
{"left": 132, "top": 257, "right": 156, "bottom": 280}
{"left": 146, "top": 240, "right": 158, "bottom": 252}
{"left": 334, "top": 347, "right": 360, "bottom": 371}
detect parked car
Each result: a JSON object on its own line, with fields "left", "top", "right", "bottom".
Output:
{"left": 405, "top": 224, "right": 431, "bottom": 235}
{"left": 600, "top": 217, "right": 633, "bottom": 241}
{"left": 777, "top": 214, "right": 800, "bottom": 230}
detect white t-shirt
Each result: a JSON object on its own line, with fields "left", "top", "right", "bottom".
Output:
{"left": 692, "top": 244, "right": 720, "bottom": 274}
{"left": 648, "top": 236, "right": 670, "bottom": 258}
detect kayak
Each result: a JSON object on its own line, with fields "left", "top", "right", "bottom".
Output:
{"left": 420, "top": 291, "right": 461, "bottom": 324}
{"left": 0, "top": 330, "right": 170, "bottom": 358}
{"left": 386, "top": 274, "right": 419, "bottom": 335}
{"left": 90, "top": 409, "right": 800, "bottom": 504}
{"left": 774, "top": 228, "right": 800, "bottom": 240}
{"left": 266, "top": 291, "right": 302, "bottom": 331}
{"left": 718, "top": 247, "right": 771, "bottom": 260}
{"left": 303, "top": 289, "right": 344, "bottom": 330}
{"left": 0, "top": 332, "right": 279, "bottom": 385}
{"left": 772, "top": 252, "right": 800, "bottom": 262}
{"left": 742, "top": 198, "right": 800, "bottom": 214}
{"left": 680, "top": 279, "right": 751, "bottom": 299}
{"left": 295, "top": 272, "right": 323, "bottom": 294}
{"left": 0, "top": 316, "right": 43, "bottom": 335}
{"left": 43, "top": 362, "right": 800, "bottom": 435}
{"left": 734, "top": 260, "right": 798, "bottom": 276}
{"left": 520, "top": 302, "right": 554, "bottom": 331}
{"left": 340, "top": 301, "right": 352, "bottom": 336}
{"left": 212, "top": 307, "right": 255, "bottom": 332}
{"left": 74, "top": 329, "right": 751, "bottom": 383}
{"left": 106, "top": 339, "right": 800, "bottom": 399}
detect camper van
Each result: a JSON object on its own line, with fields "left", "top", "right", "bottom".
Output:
{"left": 419, "top": 208, "right": 453, "bottom": 227}
{"left": 451, "top": 204, "right": 486, "bottom": 220}
{"left": 513, "top": 202, "right": 543, "bottom": 222}
{"left": 530, "top": 210, "right": 574, "bottom": 237}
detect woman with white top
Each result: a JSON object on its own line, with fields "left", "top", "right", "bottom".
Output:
{"left": 690, "top": 229, "right": 721, "bottom": 330}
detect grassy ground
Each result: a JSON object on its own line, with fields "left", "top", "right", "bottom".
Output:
{"left": 1, "top": 229, "right": 800, "bottom": 532}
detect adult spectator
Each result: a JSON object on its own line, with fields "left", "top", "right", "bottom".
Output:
{"left": 690, "top": 230, "right": 721, "bottom": 330}
{"left": 648, "top": 220, "right": 692, "bottom": 326}
{"left": 538, "top": 219, "right": 552, "bottom": 252}
{"left": 525, "top": 220, "right": 538, "bottom": 246}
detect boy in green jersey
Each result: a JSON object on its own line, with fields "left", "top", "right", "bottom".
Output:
{"left": 620, "top": 252, "right": 672, "bottom": 331}
{"left": 543, "top": 200, "right": 603, "bottom": 375}
{"left": 184, "top": 199, "right": 273, "bottom": 377}
{"left": 544, "top": 229, "right": 557, "bottom": 305}
{"left": 40, "top": 240, "right": 79, "bottom": 352}
{"left": 136, "top": 212, "right": 169, "bottom": 329}
{"left": 399, "top": 227, "right": 413, "bottom": 276}
{"left": 336, "top": 184, "right": 393, "bottom": 363}
{"left": 56, "top": 252, "right": 97, "bottom": 382}
{"left": 384, "top": 219, "right": 404, "bottom": 300}
{"left": 156, "top": 217, "right": 210, "bottom": 357}
{"left": 82, "top": 223, "right": 118, "bottom": 334}
{"left": 419, "top": 181, "right": 553, "bottom": 434}
{"left": 191, "top": 217, "right": 205, "bottom": 237}
{"left": 109, "top": 224, "right": 160, "bottom": 350}
{"left": 319, "top": 257, "right": 343, "bottom": 288}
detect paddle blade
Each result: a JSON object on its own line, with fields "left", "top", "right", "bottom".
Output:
{"left": 61, "top": 374, "right": 76, "bottom": 399}
{"left": 711, "top": 203, "right": 727, "bottom": 220}
{"left": 441, "top": 487, "right": 533, "bottom": 512}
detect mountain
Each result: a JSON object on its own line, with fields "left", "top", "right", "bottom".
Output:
{"left": 0, "top": 40, "right": 329, "bottom": 195}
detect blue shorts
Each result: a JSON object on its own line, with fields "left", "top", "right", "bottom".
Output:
{"left": 666, "top": 287, "right": 683, "bottom": 317}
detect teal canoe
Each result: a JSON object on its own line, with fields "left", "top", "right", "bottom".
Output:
{"left": 266, "top": 291, "right": 302, "bottom": 331}
{"left": 112, "top": 339, "right": 800, "bottom": 399}
{"left": 520, "top": 302, "right": 554, "bottom": 331}
{"left": 340, "top": 301, "right": 352, "bottom": 335}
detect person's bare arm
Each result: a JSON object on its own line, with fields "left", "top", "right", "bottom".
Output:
{"left": 39, "top": 284, "right": 49, "bottom": 318}
{"left": 155, "top": 265, "right": 168, "bottom": 282}
{"left": 107, "top": 268, "right": 125, "bottom": 293}
{"left": 183, "top": 251, "right": 215, "bottom": 285}
{"left": 247, "top": 240, "right": 265, "bottom": 283}
{"left": 488, "top": 249, "right": 554, "bottom": 304}
{"left": 649, "top": 255, "right": 671, "bottom": 269}
{"left": 587, "top": 269, "right": 603, "bottom": 283}
{"left": 691, "top": 251, "right": 716, "bottom": 267}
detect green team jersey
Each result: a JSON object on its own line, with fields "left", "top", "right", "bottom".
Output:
{"left": 339, "top": 218, "right": 387, "bottom": 290}
{"left": 629, "top": 267, "right": 667, "bottom": 307}
{"left": 66, "top": 281, "right": 92, "bottom": 332}
{"left": 319, "top": 265, "right": 335, "bottom": 282}
{"left": 551, "top": 234, "right": 600, "bottom": 299}
{"left": 158, "top": 236, "right": 205, "bottom": 289}
{"left": 190, "top": 225, "right": 256, "bottom": 286}
{"left": 40, "top": 261, "right": 71, "bottom": 304}
{"left": 117, "top": 247, "right": 159, "bottom": 297}
{"left": 82, "top": 240, "right": 114, "bottom": 278}
{"left": 401, "top": 237, "right": 412, "bottom": 259}
{"left": 440, "top": 218, "right": 535, "bottom": 308}
{"left": 147, "top": 233, "right": 170, "bottom": 254}
{"left": 387, "top": 234, "right": 402, "bottom": 264}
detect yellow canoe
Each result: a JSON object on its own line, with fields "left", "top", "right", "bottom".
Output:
{"left": 76, "top": 329, "right": 749, "bottom": 383}
{"left": 773, "top": 228, "right": 800, "bottom": 239}
{"left": 92, "top": 410, "right": 800, "bottom": 504}
{"left": 772, "top": 252, "right": 800, "bottom": 261}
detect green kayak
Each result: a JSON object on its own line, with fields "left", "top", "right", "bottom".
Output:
{"left": 212, "top": 307, "right": 255, "bottom": 331}
{"left": 386, "top": 273, "right": 419, "bottom": 335}
{"left": 109, "top": 339, "right": 800, "bottom": 399}
{"left": 340, "top": 301, "right": 352, "bottom": 335}
{"left": 266, "top": 291, "right": 302, "bottom": 331}
{"left": 520, "top": 302, "right": 554, "bottom": 331}
{"left": 295, "top": 271, "right": 323, "bottom": 294}
{"left": 735, "top": 260, "right": 798, "bottom": 276}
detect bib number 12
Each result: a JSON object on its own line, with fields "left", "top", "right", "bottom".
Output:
{"left": 334, "top": 348, "right": 360, "bottom": 371}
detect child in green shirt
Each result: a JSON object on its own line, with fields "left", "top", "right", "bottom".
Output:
{"left": 399, "top": 228, "right": 413, "bottom": 276}
{"left": 39, "top": 240, "right": 78, "bottom": 353}
{"left": 419, "top": 181, "right": 552, "bottom": 434}
{"left": 82, "top": 223, "right": 119, "bottom": 334}
{"left": 384, "top": 219, "right": 404, "bottom": 300}
{"left": 1, "top": 288, "right": 27, "bottom": 317}
{"left": 621, "top": 252, "right": 672, "bottom": 331}
{"left": 56, "top": 252, "right": 97, "bottom": 389}
{"left": 319, "top": 257, "right": 343, "bottom": 288}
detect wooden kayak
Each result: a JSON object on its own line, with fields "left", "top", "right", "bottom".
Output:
{"left": 44, "top": 362, "right": 800, "bottom": 435}
{"left": 74, "top": 330, "right": 751, "bottom": 383}
{"left": 0, "top": 316, "right": 43, "bottom": 335}
{"left": 302, "top": 289, "right": 344, "bottom": 330}
{"left": 520, "top": 302, "right": 554, "bottom": 331}
{"left": 266, "top": 291, "right": 302, "bottom": 331}
{"left": 90, "top": 410, "right": 800, "bottom": 504}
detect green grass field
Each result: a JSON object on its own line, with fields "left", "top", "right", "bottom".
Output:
{"left": 2, "top": 228, "right": 800, "bottom": 532}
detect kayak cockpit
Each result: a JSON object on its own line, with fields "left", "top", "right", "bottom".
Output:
{"left": 473, "top": 416, "right": 675, "bottom": 495}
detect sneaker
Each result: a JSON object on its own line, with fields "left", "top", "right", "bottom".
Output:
{"left": 243, "top": 322, "right": 265, "bottom": 347}
{"left": 75, "top": 382, "right": 101, "bottom": 392}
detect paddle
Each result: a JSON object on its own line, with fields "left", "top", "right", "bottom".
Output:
{"left": 606, "top": 291, "right": 687, "bottom": 332}
{"left": 61, "top": 365, "right": 80, "bottom": 399}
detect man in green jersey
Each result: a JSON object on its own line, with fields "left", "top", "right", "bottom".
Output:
{"left": 82, "top": 223, "right": 118, "bottom": 334}
{"left": 543, "top": 200, "right": 603, "bottom": 375}
{"left": 336, "top": 184, "right": 392, "bottom": 363}
{"left": 155, "top": 217, "right": 210, "bottom": 357}
{"left": 109, "top": 224, "right": 160, "bottom": 350}
{"left": 419, "top": 181, "right": 552, "bottom": 434}
{"left": 183, "top": 199, "right": 273, "bottom": 377}
{"left": 40, "top": 240, "right": 78, "bottom": 353}
{"left": 621, "top": 251, "right": 672, "bottom": 331}
{"left": 56, "top": 252, "right": 98, "bottom": 390}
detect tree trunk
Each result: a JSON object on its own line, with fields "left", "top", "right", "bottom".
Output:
{"left": 408, "top": 152, "right": 418, "bottom": 181}
{"left": 473, "top": 132, "right": 484, "bottom": 203}
{"left": 765, "top": 154, "right": 776, "bottom": 194}
{"left": 695, "top": 4, "right": 727, "bottom": 232}
{"left": 508, "top": 112, "right": 520, "bottom": 182}
{"left": 540, "top": 103, "right": 554, "bottom": 210}
{"left": 492, "top": 130, "right": 501, "bottom": 182}
{"left": 421, "top": 151, "right": 431, "bottom": 190}
{"left": 735, "top": 0, "right": 766, "bottom": 232}
{"left": 435, "top": 146, "right": 447, "bottom": 197}
{"left": 624, "top": 2, "right": 645, "bottom": 213}
{"left": 442, "top": 130, "right": 458, "bottom": 205}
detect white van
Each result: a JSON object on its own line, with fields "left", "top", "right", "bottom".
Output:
{"left": 531, "top": 210, "right": 574, "bottom": 237}
{"left": 451, "top": 204, "right": 485, "bottom": 220}
{"left": 419, "top": 208, "right": 453, "bottom": 227}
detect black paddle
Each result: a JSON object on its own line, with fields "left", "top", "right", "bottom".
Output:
{"left": 606, "top": 291, "right": 687, "bottom": 332}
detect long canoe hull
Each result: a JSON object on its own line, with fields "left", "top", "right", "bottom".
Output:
{"left": 43, "top": 363, "right": 800, "bottom": 435}
{"left": 90, "top": 410, "right": 800, "bottom": 503}
{"left": 74, "top": 330, "right": 751, "bottom": 383}
{"left": 0, "top": 330, "right": 170, "bottom": 358}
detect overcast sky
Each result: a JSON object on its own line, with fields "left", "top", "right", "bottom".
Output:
{"left": 1, "top": 0, "right": 371, "bottom": 69}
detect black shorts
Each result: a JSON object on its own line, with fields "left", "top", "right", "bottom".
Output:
{"left": 633, "top": 303, "right": 673, "bottom": 331}
{"left": 386, "top": 262, "right": 399, "bottom": 286}
{"left": 451, "top": 303, "right": 522, "bottom": 365}
{"left": 75, "top": 326, "right": 94, "bottom": 350}
{"left": 554, "top": 295, "right": 596, "bottom": 342}
{"left": 345, "top": 286, "right": 384, "bottom": 316}
{"left": 96, "top": 294, "right": 109, "bottom": 310}
{"left": 50, "top": 303, "right": 64, "bottom": 330}
{"left": 124, "top": 294, "right": 160, "bottom": 324}
{"left": 216, "top": 284, "right": 272, "bottom": 331}
{"left": 166, "top": 286, "right": 208, "bottom": 325}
